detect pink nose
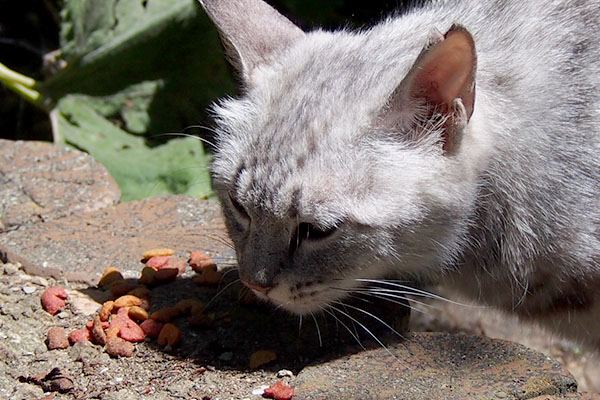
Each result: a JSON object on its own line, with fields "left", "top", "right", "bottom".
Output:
{"left": 242, "top": 280, "right": 273, "bottom": 294}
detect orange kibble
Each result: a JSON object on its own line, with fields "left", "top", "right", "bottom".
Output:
{"left": 98, "top": 267, "right": 124, "bottom": 288}
{"left": 193, "top": 264, "right": 223, "bottom": 285}
{"left": 150, "top": 306, "right": 180, "bottom": 323}
{"left": 128, "top": 306, "right": 149, "bottom": 321}
{"left": 114, "top": 295, "right": 143, "bottom": 309}
{"left": 249, "top": 349, "right": 277, "bottom": 369}
{"left": 142, "top": 248, "right": 175, "bottom": 260}
{"left": 99, "top": 300, "right": 114, "bottom": 322}
{"left": 188, "top": 251, "right": 216, "bottom": 273}
{"left": 157, "top": 323, "right": 181, "bottom": 347}
{"left": 106, "top": 325, "right": 121, "bottom": 340}
{"left": 175, "top": 298, "right": 205, "bottom": 314}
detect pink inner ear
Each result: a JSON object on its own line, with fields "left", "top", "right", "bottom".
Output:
{"left": 410, "top": 27, "right": 476, "bottom": 120}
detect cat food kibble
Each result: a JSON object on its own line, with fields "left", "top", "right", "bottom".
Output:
{"left": 47, "top": 326, "right": 70, "bottom": 350}
{"left": 99, "top": 300, "right": 114, "bottom": 321}
{"left": 105, "top": 337, "right": 134, "bottom": 358}
{"left": 98, "top": 267, "right": 124, "bottom": 288}
{"left": 142, "top": 248, "right": 175, "bottom": 260}
{"left": 157, "top": 323, "right": 182, "bottom": 347}
{"left": 249, "top": 349, "right": 277, "bottom": 369}
{"left": 128, "top": 305, "right": 149, "bottom": 321}
{"left": 113, "top": 294, "right": 143, "bottom": 309}
{"left": 41, "top": 286, "right": 68, "bottom": 315}
{"left": 140, "top": 319, "right": 164, "bottom": 338}
{"left": 68, "top": 328, "right": 91, "bottom": 344}
{"left": 263, "top": 381, "right": 294, "bottom": 400}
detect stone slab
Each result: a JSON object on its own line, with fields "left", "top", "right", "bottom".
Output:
{"left": 293, "top": 332, "right": 578, "bottom": 400}
{"left": 0, "top": 195, "right": 234, "bottom": 284}
{"left": 0, "top": 139, "right": 120, "bottom": 232}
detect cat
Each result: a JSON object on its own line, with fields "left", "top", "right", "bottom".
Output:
{"left": 199, "top": 0, "right": 600, "bottom": 349}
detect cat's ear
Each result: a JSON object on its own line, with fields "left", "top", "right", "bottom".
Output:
{"left": 382, "top": 25, "right": 477, "bottom": 154}
{"left": 199, "top": 0, "right": 305, "bottom": 80}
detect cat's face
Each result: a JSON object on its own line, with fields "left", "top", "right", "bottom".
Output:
{"left": 203, "top": 0, "right": 479, "bottom": 315}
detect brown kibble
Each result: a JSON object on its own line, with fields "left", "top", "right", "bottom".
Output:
{"left": 157, "top": 323, "right": 181, "bottom": 347}
{"left": 127, "top": 286, "right": 151, "bottom": 299}
{"left": 193, "top": 265, "right": 223, "bottom": 286}
{"left": 142, "top": 248, "right": 175, "bottom": 260}
{"left": 138, "top": 266, "right": 156, "bottom": 285}
{"left": 98, "top": 267, "right": 124, "bottom": 288}
{"left": 109, "top": 280, "right": 136, "bottom": 297}
{"left": 150, "top": 306, "right": 181, "bottom": 323}
{"left": 91, "top": 316, "right": 107, "bottom": 345}
{"left": 175, "top": 298, "right": 205, "bottom": 315}
{"left": 128, "top": 306, "right": 149, "bottom": 321}
{"left": 68, "top": 328, "right": 91, "bottom": 344}
{"left": 114, "top": 295, "right": 143, "bottom": 309}
{"left": 99, "top": 300, "right": 114, "bottom": 322}
{"left": 140, "top": 319, "right": 164, "bottom": 338}
{"left": 188, "top": 313, "right": 216, "bottom": 330}
{"left": 249, "top": 349, "right": 277, "bottom": 369}
{"left": 41, "top": 286, "right": 68, "bottom": 315}
{"left": 47, "top": 327, "right": 69, "bottom": 350}
{"left": 105, "top": 337, "right": 134, "bottom": 358}
{"left": 86, "top": 319, "right": 109, "bottom": 331}
{"left": 188, "top": 251, "right": 216, "bottom": 273}
{"left": 154, "top": 268, "right": 178, "bottom": 282}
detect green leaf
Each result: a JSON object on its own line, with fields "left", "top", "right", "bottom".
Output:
{"left": 55, "top": 95, "right": 212, "bottom": 202}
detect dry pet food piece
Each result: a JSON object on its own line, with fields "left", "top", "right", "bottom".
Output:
{"left": 41, "top": 287, "right": 68, "bottom": 315}
{"left": 127, "top": 286, "right": 151, "bottom": 299}
{"left": 140, "top": 319, "right": 164, "bottom": 338}
{"left": 193, "top": 263, "right": 223, "bottom": 286}
{"left": 138, "top": 266, "right": 156, "bottom": 285}
{"left": 154, "top": 268, "right": 178, "bottom": 282}
{"left": 47, "top": 327, "right": 69, "bottom": 350}
{"left": 114, "top": 295, "right": 142, "bottom": 309}
{"left": 264, "top": 381, "right": 294, "bottom": 400}
{"left": 109, "top": 307, "right": 146, "bottom": 342}
{"left": 145, "top": 255, "right": 172, "bottom": 269}
{"left": 128, "top": 306, "right": 149, "bottom": 321}
{"left": 157, "top": 323, "right": 181, "bottom": 347}
{"left": 175, "top": 298, "right": 205, "bottom": 315}
{"left": 150, "top": 306, "right": 181, "bottom": 323}
{"left": 106, "top": 325, "right": 120, "bottom": 340}
{"left": 188, "top": 251, "right": 216, "bottom": 273}
{"left": 142, "top": 248, "right": 175, "bottom": 260}
{"left": 105, "top": 337, "right": 134, "bottom": 358}
{"left": 86, "top": 319, "right": 109, "bottom": 331}
{"left": 249, "top": 350, "right": 277, "bottom": 369}
{"left": 188, "top": 313, "right": 216, "bottom": 329}
{"left": 162, "top": 256, "right": 187, "bottom": 275}
{"left": 99, "top": 300, "right": 114, "bottom": 322}
{"left": 109, "top": 280, "right": 136, "bottom": 297}
{"left": 98, "top": 267, "right": 124, "bottom": 288}
{"left": 68, "top": 329, "right": 91, "bottom": 344}
{"left": 91, "top": 316, "right": 107, "bottom": 345}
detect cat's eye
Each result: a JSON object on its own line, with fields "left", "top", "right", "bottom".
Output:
{"left": 296, "top": 222, "right": 337, "bottom": 242}
{"left": 229, "top": 192, "right": 249, "bottom": 220}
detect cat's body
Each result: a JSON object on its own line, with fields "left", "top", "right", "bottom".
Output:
{"left": 200, "top": 0, "right": 600, "bottom": 349}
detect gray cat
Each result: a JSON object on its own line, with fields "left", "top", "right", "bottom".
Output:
{"left": 199, "top": 0, "right": 600, "bottom": 349}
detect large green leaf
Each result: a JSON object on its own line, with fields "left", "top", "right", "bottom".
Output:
{"left": 39, "top": 0, "right": 234, "bottom": 139}
{"left": 55, "top": 95, "right": 212, "bottom": 202}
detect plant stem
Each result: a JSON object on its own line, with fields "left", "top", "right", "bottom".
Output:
{"left": 0, "top": 62, "right": 46, "bottom": 109}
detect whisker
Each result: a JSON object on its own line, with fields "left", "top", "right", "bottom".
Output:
{"left": 322, "top": 307, "right": 366, "bottom": 351}
{"left": 205, "top": 278, "right": 241, "bottom": 309}
{"left": 298, "top": 315, "right": 303, "bottom": 334}
{"left": 310, "top": 312, "right": 323, "bottom": 347}
{"left": 334, "top": 301, "right": 406, "bottom": 341}
{"left": 355, "top": 279, "right": 485, "bottom": 308}
{"left": 328, "top": 304, "right": 396, "bottom": 359}
{"left": 153, "top": 131, "right": 216, "bottom": 147}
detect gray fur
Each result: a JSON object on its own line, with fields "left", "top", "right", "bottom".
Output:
{"left": 201, "top": 0, "right": 600, "bottom": 348}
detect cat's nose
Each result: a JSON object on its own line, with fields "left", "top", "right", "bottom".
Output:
{"left": 242, "top": 280, "right": 273, "bottom": 294}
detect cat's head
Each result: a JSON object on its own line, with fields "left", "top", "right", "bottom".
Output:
{"left": 201, "top": 0, "right": 482, "bottom": 314}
